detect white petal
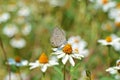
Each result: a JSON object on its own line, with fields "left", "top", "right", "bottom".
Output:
{"left": 69, "top": 56, "right": 75, "bottom": 66}
{"left": 52, "top": 48, "right": 58, "bottom": 51}
{"left": 57, "top": 53, "right": 65, "bottom": 59}
{"left": 98, "top": 40, "right": 106, "bottom": 44}
{"left": 62, "top": 54, "right": 69, "bottom": 65}
{"left": 98, "top": 40, "right": 113, "bottom": 45}
{"left": 78, "top": 40, "right": 87, "bottom": 48}
{"left": 7, "top": 58, "right": 16, "bottom": 65}
{"left": 41, "top": 65, "right": 48, "bottom": 72}
{"left": 72, "top": 54, "right": 84, "bottom": 60}
{"left": 49, "top": 60, "right": 59, "bottom": 66}
{"left": 21, "top": 60, "right": 28, "bottom": 66}
{"left": 106, "top": 67, "right": 117, "bottom": 74}
{"left": 79, "top": 49, "right": 89, "bottom": 57}
{"left": 52, "top": 51, "right": 63, "bottom": 55}
{"left": 29, "top": 61, "right": 40, "bottom": 69}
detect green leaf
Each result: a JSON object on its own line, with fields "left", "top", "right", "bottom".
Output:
{"left": 53, "top": 66, "right": 63, "bottom": 77}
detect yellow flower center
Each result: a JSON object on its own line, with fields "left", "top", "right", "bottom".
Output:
{"left": 102, "top": 0, "right": 108, "bottom": 4}
{"left": 105, "top": 23, "right": 112, "bottom": 31}
{"left": 15, "top": 56, "right": 21, "bottom": 63}
{"left": 115, "top": 22, "right": 120, "bottom": 28}
{"left": 39, "top": 53, "right": 48, "bottom": 64}
{"left": 74, "top": 39, "right": 79, "bottom": 43}
{"left": 74, "top": 48, "right": 79, "bottom": 53}
{"left": 63, "top": 44, "right": 72, "bottom": 54}
{"left": 105, "top": 36, "right": 112, "bottom": 42}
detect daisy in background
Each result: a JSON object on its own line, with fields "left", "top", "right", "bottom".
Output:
{"left": 4, "top": 72, "right": 30, "bottom": 80}
{"left": 21, "top": 23, "right": 32, "bottom": 36}
{"left": 29, "top": 52, "right": 59, "bottom": 72}
{"left": 18, "top": 6, "right": 30, "bottom": 17}
{"left": 0, "top": 12, "right": 10, "bottom": 23}
{"left": 52, "top": 39, "right": 84, "bottom": 66}
{"left": 49, "top": 0, "right": 66, "bottom": 7}
{"left": 98, "top": 35, "right": 120, "bottom": 46}
{"left": 101, "top": 21, "right": 114, "bottom": 31}
{"left": 93, "top": 0, "right": 116, "bottom": 12}
{"left": 3, "top": 24, "right": 18, "bottom": 38}
{"left": 114, "top": 17, "right": 120, "bottom": 28}
{"left": 108, "top": 8, "right": 120, "bottom": 19}
{"left": 106, "top": 59, "right": 120, "bottom": 80}
{"left": 108, "top": 3, "right": 120, "bottom": 19}
{"left": 7, "top": 56, "right": 28, "bottom": 67}
{"left": 111, "top": 34, "right": 120, "bottom": 52}
{"left": 10, "top": 37, "right": 26, "bottom": 49}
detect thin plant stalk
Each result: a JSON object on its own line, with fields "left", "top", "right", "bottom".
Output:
{"left": 63, "top": 65, "right": 66, "bottom": 80}
{"left": 107, "top": 45, "right": 111, "bottom": 66}
{"left": 0, "top": 38, "right": 11, "bottom": 80}
{"left": 42, "top": 72, "right": 45, "bottom": 80}
{"left": 18, "top": 67, "right": 23, "bottom": 80}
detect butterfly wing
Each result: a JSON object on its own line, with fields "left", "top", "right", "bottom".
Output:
{"left": 50, "top": 27, "right": 66, "bottom": 47}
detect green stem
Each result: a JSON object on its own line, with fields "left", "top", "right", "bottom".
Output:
{"left": 18, "top": 67, "right": 23, "bottom": 80}
{"left": 42, "top": 72, "right": 45, "bottom": 80}
{"left": 107, "top": 45, "right": 111, "bottom": 66}
{"left": 0, "top": 38, "right": 11, "bottom": 80}
{"left": 63, "top": 65, "right": 66, "bottom": 80}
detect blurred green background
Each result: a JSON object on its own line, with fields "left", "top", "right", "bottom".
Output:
{"left": 0, "top": 0, "right": 120, "bottom": 80}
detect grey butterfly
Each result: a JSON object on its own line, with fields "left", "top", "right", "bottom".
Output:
{"left": 50, "top": 27, "right": 66, "bottom": 47}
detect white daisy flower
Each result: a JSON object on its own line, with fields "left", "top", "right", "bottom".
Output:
{"left": 49, "top": 0, "right": 66, "bottom": 7}
{"left": 101, "top": 21, "right": 114, "bottom": 31}
{"left": 10, "top": 37, "right": 26, "bottom": 49}
{"left": 94, "top": 0, "right": 116, "bottom": 12}
{"left": 111, "top": 34, "right": 120, "bottom": 51}
{"left": 18, "top": 7, "right": 30, "bottom": 17}
{"left": 98, "top": 36, "right": 120, "bottom": 46}
{"left": 52, "top": 43, "right": 84, "bottom": 66}
{"left": 3, "top": 24, "right": 18, "bottom": 38}
{"left": 68, "top": 36, "right": 89, "bottom": 57}
{"left": 0, "top": 12, "right": 10, "bottom": 23}
{"left": 108, "top": 8, "right": 120, "bottom": 19}
{"left": 108, "top": 3, "right": 120, "bottom": 19}
{"left": 7, "top": 57, "right": 28, "bottom": 67}
{"left": 21, "top": 23, "right": 32, "bottom": 36}
{"left": 114, "top": 17, "right": 120, "bottom": 28}
{"left": 72, "top": 44, "right": 89, "bottom": 58}
{"left": 106, "top": 59, "right": 120, "bottom": 80}
{"left": 68, "top": 36, "right": 81, "bottom": 45}
{"left": 29, "top": 53, "right": 59, "bottom": 72}
{"left": 4, "top": 72, "right": 30, "bottom": 80}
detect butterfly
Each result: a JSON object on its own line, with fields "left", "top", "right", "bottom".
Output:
{"left": 50, "top": 27, "right": 66, "bottom": 47}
